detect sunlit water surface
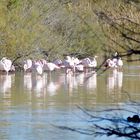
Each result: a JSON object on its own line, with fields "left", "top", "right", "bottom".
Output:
{"left": 0, "top": 64, "right": 140, "bottom": 140}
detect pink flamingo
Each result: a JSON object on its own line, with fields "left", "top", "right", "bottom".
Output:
{"left": 105, "top": 59, "right": 117, "bottom": 68}
{"left": 23, "top": 59, "right": 32, "bottom": 72}
{"left": 44, "top": 62, "right": 60, "bottom": 72}
{"left": 81, "top": 56, "right": 97, "bottom": 72}
{"left": 75, "top": 64, "right": 84, "bottom": 72}
{"left": 0, "top": 57, "right": 12, "bottom": 74}
{"left": 34, "top": 60, "right": 43, "bottom": 75}
{"left": 63, "top": 56, "right": 75, "bottom": 74}
{"left": 105, "top": 57, "right": 123, "bottom": 70}
{"left": 53, "top": 59, "right": 64, "bottom": 68}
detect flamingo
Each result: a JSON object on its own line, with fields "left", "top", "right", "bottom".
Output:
{"left": 0, "top": 57, "right": 12, "bottom": 74}
{"left": 23, "top": 59, "right": 32, "bottom": 72}
{"left": 70, "top": 57, "right": 84, "bottom": 72}
{"left": 10, "top": 65, "right": 15, "bottom": 72}
{"left": 72, "top": 57, "right": 81, "bottom": 65}
{"left": 105, "top": 57, "right": 123, "bottom": 70}
{"left": 36, "top": 65, "right": 43, "bottom": 75}
{"left": 53, "top": 59, "right": 64, "bottom": 68}
{"left": 63, "top": 56, "right": 75, "bottom": 74}
{"left": 91, "top": 56, "right": 98, "bottom": 68}
{"left": 44, "top": 62, "right": 60, "bottom": 72}
{"left": 81, "top": 56, "right": 97, "bottom": 72}
{"left": 105, "top": 58, "right": 117, "bottom": 68}
{"left": 34, "top": 60, "right": 43, "bottom": 75}
{"left": 75, "top": 64, "right": 84, "bottom": 72}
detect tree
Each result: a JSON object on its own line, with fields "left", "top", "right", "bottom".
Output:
{"left": 91, "top": 0, "right": 140, "bottom": 60}
{"left": 1, "top": 0, "right": 140, "bottom": 66}
{"left": 0, "top": 0, "right": 104, "bottom": 63}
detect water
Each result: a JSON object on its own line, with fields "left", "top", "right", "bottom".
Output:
{"left": 0, "top": 64, "right": 140, "bottom": 140}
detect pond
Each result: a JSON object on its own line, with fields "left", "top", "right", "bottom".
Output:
{"left": 0, "top": 64, "right": 140, "bottom": 140}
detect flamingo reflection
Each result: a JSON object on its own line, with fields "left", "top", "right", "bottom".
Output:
{"left": 76, "top": 73, "right": 85, "bottom": 85}
{"left": 107, "top": 71, "right": 115, "bottom": 91}
{"left": 47, "top": 81, "right": 60, "bottom": 96}
{"left": 33, "top": 74, "right": 47, "bottom": 97}
{"left": 85, "top": 73, "right": 97, "bottom": 91}
{"left": 0, "top": 74, "right": 15, "bottom": 96}
{"left": 107, "top": 69, "right": 123, "bottom": 92}
{"left": 65, "top": 73, "right": 78, "bottom": 95}
{"left": 116, "top": 71, "right": 123, "bottom": 89}
{"left": 24, "top": 73, "right": 32, "bottom": 91}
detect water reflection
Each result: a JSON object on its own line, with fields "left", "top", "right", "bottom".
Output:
{"left": 85, "top": 73, "right": 97, "bottom": 92}
{"left": 24, "top": 73, "right": 32, "bottom": 91}
{"left": 33, "top": 74, "right": 47, "bottom": 97}
{"left": 0, "top": 74, "right": 15, "bottom": 95}
{"left": 0, "top": 68, "right": 140, "bottom": 140}
{"left": 107, "top": 69, "right": 123, "bottom": 103}
{"left": 23, "top": 72, "right": 98, "bottom": 97}
{"left": 117, "top": 71, "right": 123, "bottom": 89}
{"left": 0, "top": 71, "right": 125, "bottom": 100}
{"left": 23, "top": 72, "right": 98, "bottom": 96}
{"left": 0, "top": 74, "right": 15, "bottom": 108}
{"left": 76, "top": 73, "right": 85, "bottom": 85}
{"left": 65, "top": 74, "right": 78, "bottom": 95}
{"left": 47, "top": 81, "right": 60, "bottom": 96}
{"left": 107, "top": 69, "right": 123, "bottom": 92}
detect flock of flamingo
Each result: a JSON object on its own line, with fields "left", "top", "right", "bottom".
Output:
{"left": 0, "top": 54, "right": 123, "bottom": 75}
{"left": 0, "top": 53, "right": 124, "bottom": 97}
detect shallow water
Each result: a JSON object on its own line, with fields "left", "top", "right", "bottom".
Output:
{"left": 0, "top": 64, "right": 140, "bottom": 140}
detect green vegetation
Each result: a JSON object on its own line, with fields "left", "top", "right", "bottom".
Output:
{"left": 0, "top": 0, "right": 140, "bottom": 62}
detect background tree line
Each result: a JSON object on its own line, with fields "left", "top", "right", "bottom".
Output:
{"left": 0, "top": 0, "right": 140, "bottom": 64}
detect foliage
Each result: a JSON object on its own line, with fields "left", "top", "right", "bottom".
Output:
{"left": 92, "top": 0, "right": 140, "bottom": 59}
{"left": 0, "top": 0, "right": 104, "bottom": 62}
{"left": 0, "top": 0, "right": 140, "bottom": 63}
